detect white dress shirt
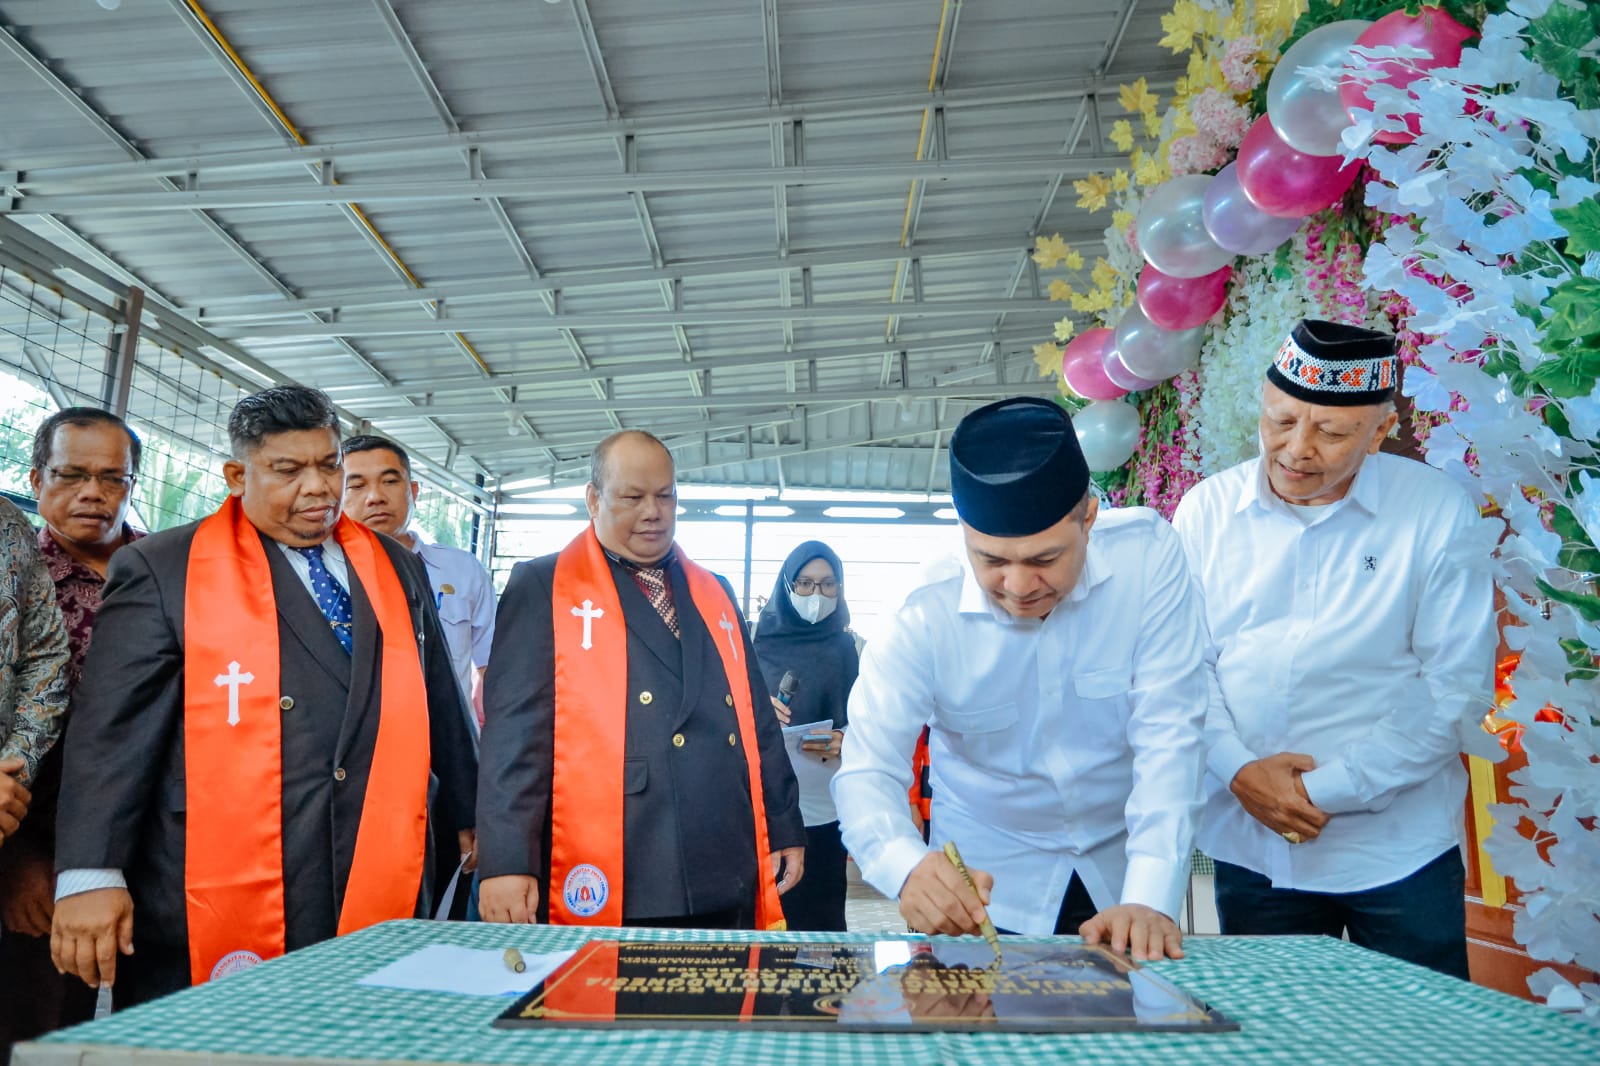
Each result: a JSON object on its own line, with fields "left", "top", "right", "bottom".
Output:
{"left": 409, "top": 528, "right": 495, "bottom": 722}
{"left": 832, "top": 508, "right": 1208, "bottom": 933}
{"left": 56, "top": 539, "right": 354, "bottom": 902}
{"left": 1172, "top": 452, "right": 1496, "bottom": 893}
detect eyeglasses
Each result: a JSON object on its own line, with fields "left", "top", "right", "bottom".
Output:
{"left": 792, "top": 577, "right": 839, "bottom": 595}
{"left": 43, "top": 466, "right": 136, "bottom": 494}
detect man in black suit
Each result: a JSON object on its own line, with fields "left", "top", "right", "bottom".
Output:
{"left": 476, "top": 429, "right": 804, "bottom": 929}
{"left": 48, "top": 385, "right": 477, "bottom": 1007}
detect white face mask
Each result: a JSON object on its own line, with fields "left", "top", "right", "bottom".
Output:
{"left": 788, "top": 589, "right": 838, "bottom": 624}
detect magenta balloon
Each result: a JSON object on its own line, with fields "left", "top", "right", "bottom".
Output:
{"left": 1202, "top": 163, "right": 1303, "bottom": 255}
{"left": 1059, "top": 326, "right": 1114, "bottom": 370}
{"left": 1338, "top": 8, "right": 1475, "bottom": 145}
{"left": 1235, "top": 115, "right": 1360, "bottom": 219}
{"left": 1061, "top": 329, "right": 1127, "bottom": 401}
{"left": 1102, "top": 347, "right": 1163, "bottom": 392}
{"left": 1137, "top": 262, "right": 1232, "bottom": 331}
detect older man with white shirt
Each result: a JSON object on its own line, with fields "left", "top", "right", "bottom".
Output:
{"left": 834, "top": 396, "right": 1208, "bottom": 961}
{"left": 1172, "top": 319, "right": 1495, "bottom": 979}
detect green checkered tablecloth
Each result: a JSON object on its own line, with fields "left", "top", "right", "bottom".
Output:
{"left": 17, "top": 921, "right": 1599, "bottom": 1066}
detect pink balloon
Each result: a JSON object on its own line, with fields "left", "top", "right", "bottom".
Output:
{"left": 1061, "top": 328, "right": 1127, "bottom": 401}
{"left": 1235, "top": 115, "right": 1360, "bottom": 219}
{"left": 1102, "top": 348, "right": 1162, "bottom": 392}
{"left": 1137, "top": 263, "right": 1232, "bottom": 331}
{"left": 1339, "top": 8, "right": 1475, "bottom": 145}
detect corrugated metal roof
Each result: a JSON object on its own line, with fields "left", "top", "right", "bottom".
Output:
{"left": 1, "top": 0, "right": 1181, "bottom": 499}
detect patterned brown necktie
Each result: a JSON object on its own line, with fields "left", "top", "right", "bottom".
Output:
{"left": 632, "top": 566, "right": 680, "bottom": 638}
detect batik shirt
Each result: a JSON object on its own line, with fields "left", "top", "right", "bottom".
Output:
{"left": 0, "top": 500, "right": 68, "bottom": 785}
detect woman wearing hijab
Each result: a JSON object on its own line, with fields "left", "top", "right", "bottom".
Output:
{"left": 753, "top": 540, "right": 859, "bottom": 931}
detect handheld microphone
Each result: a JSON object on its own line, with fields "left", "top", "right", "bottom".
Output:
{"left": 777, "top": 671, "right": 800, "bottom": 706}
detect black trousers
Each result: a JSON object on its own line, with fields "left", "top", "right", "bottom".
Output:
{"left": 625, "top": 907, "right": 749, "bottom": 930}
{"left": 995, "top": 872, "right": 1098, "bottom": 936}
{"left": 1214, "top": 848, "right": 1469, "bottom": 980}
{"left": 777, "top": 821, "right": 848, "bottom": 932}
{"left": 0, "top": 931, "right": 96, "bottom": 1063}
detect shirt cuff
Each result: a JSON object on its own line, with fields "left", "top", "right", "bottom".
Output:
{"left": 1121, "top": 853, "right": 1185, "bottom": 921}
{"left": 55, "top": 869, "right": 127, "bottom": 902}
{"left": 859, "top": 834, "right": 932, "bottom": 905}
{"left": 1300, "top": 761, "right": 1361, "bottom": 814}
{"left": 1206, "top": 734, "right": 1258, "bottom": 789}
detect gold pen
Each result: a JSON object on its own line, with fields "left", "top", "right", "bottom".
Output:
{"left": 503, "top": 947, "right": 527, "bottom": 974}
{"left": 942, "top": 840, "right": 1002, "bottom": 961}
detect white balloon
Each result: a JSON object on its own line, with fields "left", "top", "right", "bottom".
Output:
{"left": 1266, "top": 20, "right": 1371, "bottom": 156}
{"left": 1073, "top": 400, "right": 1142, "bottom": 472}
{"left": 1114, "top": 303, "right": 1204, "bottom": 381}
{"left": 1136, "top": 176, "right": 1235, "bottom": 279}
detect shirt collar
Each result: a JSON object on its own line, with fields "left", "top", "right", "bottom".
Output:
{"left": 603, "top": 544, "right": 676, "bottom": 572}
{"left": 1238, "top": 454, "right": 1382, "bottom": 519}
{"left": 37, "top": 523, "right": 143, "bottom": 585}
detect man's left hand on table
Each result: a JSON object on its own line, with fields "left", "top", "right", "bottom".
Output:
{"left": 1080, "top": 903, "right": 1184, "bottom": 961}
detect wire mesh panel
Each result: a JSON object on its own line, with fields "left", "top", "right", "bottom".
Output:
{"left": 0, "top": 265, "right": 116, "bottom": 497}
{"left": 0, "top": 267, "right": 244, "bottom": 531}
{"left": 124, "top": 339, "right": 247, "bottom": 530}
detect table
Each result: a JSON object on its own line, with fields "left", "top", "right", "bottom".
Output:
{"left": 15, "top": 920, "right": 1598, "bottom": 1066}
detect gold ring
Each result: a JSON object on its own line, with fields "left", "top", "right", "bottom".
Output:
{"left": 1281, "top": 831, "right": 1304, "bottom": 845}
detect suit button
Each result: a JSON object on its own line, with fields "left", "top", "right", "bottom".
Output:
{"left": 724, "top": 695, "right": 733, "bottom": 707}
{"left": 333, "top": 767, "right": 347, "bottom": 782}
{"left": 639, "top": 691, "right": 654, "bottom": 705}
{"left": 279, "top": 696, "right": 295, "bottom": 711}
{"left": 728, "top": 732, "right": 737, "bottom": 747}
{"left": 672, "top": 733, "right": 685, "bottom": 748}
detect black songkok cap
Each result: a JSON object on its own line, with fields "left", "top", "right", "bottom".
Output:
{"left": 1266, "top": 319, "right": 1399, "bottom": 407}
{"left": 949, "top": 397, "right": 1090, "bottom": 537}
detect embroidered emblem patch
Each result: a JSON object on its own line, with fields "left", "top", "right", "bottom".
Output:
{"left": 563, "top": 863, "right": 610, "bottom": 918}
{"left": 1364, "top": 556, "right": 1377, "bottom": 572}
{"left": 210, "top": 949, "right": 264, "bottom": 981}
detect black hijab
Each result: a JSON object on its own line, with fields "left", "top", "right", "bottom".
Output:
{"left": 753, "top": 540, "right": 859, "bottom": 729}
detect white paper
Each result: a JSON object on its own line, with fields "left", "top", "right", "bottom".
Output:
{"left": 782, "top": 717, "right": 839, "bottom": 822}
{"left": 357, "top": 944, "right": 575, "bottom": 997}
{"left": 431, "top": 855, "right": 471, "bottom": 921}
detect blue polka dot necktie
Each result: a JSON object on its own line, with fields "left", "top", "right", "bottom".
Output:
{"left": 294, "top": 544, "right": 354, "bottom": 655}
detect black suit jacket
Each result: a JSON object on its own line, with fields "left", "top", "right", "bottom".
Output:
{"left": 477, "top": 548, "right": 804, "bottom": 922}
{"left": 54, "top": 521, "right": 478, "bottom": 1005}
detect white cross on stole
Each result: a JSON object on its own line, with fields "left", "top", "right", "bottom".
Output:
{"left": 213, "top": 660, "right": 255, "bottom": 727}
{"left": 718, "top": 613, "right": 741, "bottom": 660}
{"left": 571, "top": 599, "right": 604, "bottom": 650}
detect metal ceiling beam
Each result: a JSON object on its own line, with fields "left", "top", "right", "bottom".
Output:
{"left": 6, "top": 156, "right": 1134, "bottom": 215}
{"left": 321, "top": 327, "right": 1038, "bottom": 404}
{"left": 473, "top": 409, "right": 819, "bottom": 463}
{"left": 368, "top": 0, "right": 570, "bottom": 456}
{"left": 0, "top": 218, "right": 491, "bottom": 507}
{"left": 352, "top": 377, "right": 1049, "bottom": 420}
{"left": 520, "top": 410, "right": 956, "bottom": 490}
{"left": 563, "top": 0, "right": 705, "bottom": 428}
{"left": 157, "top": 0, "right": 493, "bottom": 475}
{"left": 218, "top": 299, "right": 1057, "bottom": 341}
{"left": 8, "top": 73, "right": 1186, "bottom": 184}
{"left": 189, "top": 233, "right": 1095, "bottom": 319}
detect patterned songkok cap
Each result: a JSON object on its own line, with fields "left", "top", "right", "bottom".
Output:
{"left": 1266, "top": 319, "right": 1399, "bottom": 407}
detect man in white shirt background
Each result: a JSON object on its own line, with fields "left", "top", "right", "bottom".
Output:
{"left": 834, "top": 396, "right": 1208, "bottom": 962}
{"left": 1172, "top": 319, "right": 1496, "bottom": 979}
{"left": 342, "top": 435, "right": 496, "bottom": 732}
